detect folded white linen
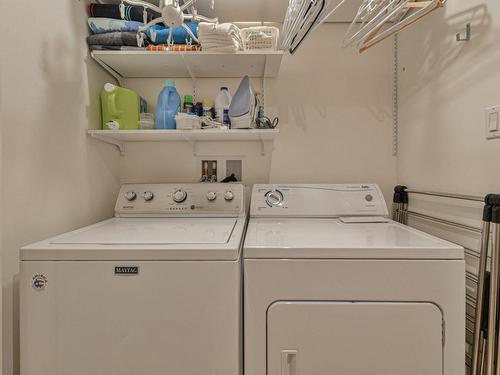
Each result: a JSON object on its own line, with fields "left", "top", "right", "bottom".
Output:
{"left": 199, "top": 37, "right": 242, "bottom": 48}
{"left": 203, "top": 43, "right": 240, "bottom": 50}
{"left": 202, "top": 38, "right": 241, "bottom": 49}
{"left": 202, "top": 45, "right": 240, "bottom": 52}
{"left": 199, "top": 35, "right": 240, "bottom": 43}
{"left": 199, "top": 35, "right": 242, "bottom": 46}
{"left": 198, "top": 22, "right": 241, "bottom": 37}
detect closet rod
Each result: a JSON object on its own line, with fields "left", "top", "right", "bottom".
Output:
{"left": 406, "top": 189, "right": 484, "bottom": 202}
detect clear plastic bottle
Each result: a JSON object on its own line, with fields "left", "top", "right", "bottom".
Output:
{"left": 215, "top": 87, "right": 232, "bottom": 125}
{"left": 203, "top": 99, "right": 215, "bottom": 119}
{"left": 156, "top": 80, "right": 181, "bottom": 129}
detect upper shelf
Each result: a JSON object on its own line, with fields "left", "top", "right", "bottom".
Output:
{"left": 90, "top": 50, "right": 284, "bottom": 79}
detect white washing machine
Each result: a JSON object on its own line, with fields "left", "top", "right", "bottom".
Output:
{"left": 244, "top": 184, "right": 465, "bottom": 375}
{"left": 20, "top": 183, "right": 245, "bottom": 375}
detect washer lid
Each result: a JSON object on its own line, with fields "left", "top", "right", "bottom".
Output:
{"left": 21, "top": 218, "right": 244, "bottom": 261}
{"left": 52, "top": 218, "right": 237, "bottom": 245}
{"left": 244, "top": 218, "right": 464, "bottom": 259}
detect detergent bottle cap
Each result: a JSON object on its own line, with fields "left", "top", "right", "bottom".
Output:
{"left": 203, "top": 99, "right": 214, "bottom": 108}
{"left": 184, "top": 95, "right": 194, "bottom": 104}
{"left": 165, "top": 79, "right": 176, "bottom": 87}
{"left": 104, "top": 83, "right": 116, "bottom": 93}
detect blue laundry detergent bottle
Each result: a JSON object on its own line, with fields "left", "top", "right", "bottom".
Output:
{"left": 156, "top": 80, "right": 181, "bottom": 129}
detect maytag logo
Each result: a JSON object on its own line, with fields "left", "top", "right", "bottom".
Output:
{"left": 114, "top": 266, "right": 139, "bottom": 276}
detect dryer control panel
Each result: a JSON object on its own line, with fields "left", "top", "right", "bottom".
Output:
{"left": 250, "top": 184, "right": 388, "bottom": 217}
{"left": 115, "top": 183, "right": 244, "bottom": 217}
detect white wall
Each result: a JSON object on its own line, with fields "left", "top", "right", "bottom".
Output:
{"left": 0, "top": 10, "right": 397, "bottom": 375}
{"left": 122, "top": 24, "right": 397, "bottom": 202}
{"left": 398, "top": 1, "right": 500, "bottom": 196}
{"left": 0, "top": 1, "right": 121, "bottom": 374}
{"left": 0, "top": 0, "right": 4, "bottom": 364}
{"left": 2, "top": 0, "right": 496, "bottom": 372}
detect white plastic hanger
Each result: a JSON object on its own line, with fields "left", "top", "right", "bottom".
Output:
{"left": 313, "top": 0, "right": 350, "bottom": 29}
{"left": 353, "top": 0, "right": 411, "bottom": 49}
{"left": 288, "top": 0, "right": 326, "bottom": 53}
{"left": 280, "top": 0, "right": 445, "bottom": 54}
{"left": 342, "top": 0, "right": 407, "bottom": 48}
{"left": 358, "top": 0, "right": 446, "bottom": 52}
{"left": 280, "top": 0, "right": 326, "bottom": 52}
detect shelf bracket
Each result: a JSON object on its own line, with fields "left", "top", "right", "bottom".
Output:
{"left": 191, "top": 140, "right": 199, "bottom": 156}
{"left": 182, "top": 54, "right": 198, "bottom": 100}
{"left": 90, "top": 51, "right": 125, "bottom": 86}
{"left": 90, "top": 132, "right": 125, "bottom": 155}
{"left": 181, "top": 133, "right": 198, "bottom": 156}
{"left": 260, "top": 138, "right": 273, "bottom": 156}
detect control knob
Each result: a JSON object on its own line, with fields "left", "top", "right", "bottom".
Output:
{"left": 206, "top": 191, "right": 217, "bottom": 201}
{"left": 265, "top": 190, "right": 284, "bottom": 207}
{"left": 173, "top": 189, "right": 187, "bottom": 203}
{"left": 125, "top": 191, "right": 137, "bottom": 201}
{"left": 224, "top": 191, "right": 234, "bottom": 201}
{"left": 143, "top": 191, "right": 154, "bottom": 201}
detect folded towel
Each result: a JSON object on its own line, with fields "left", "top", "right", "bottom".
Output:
{"left": 202, "top": 40, "right": 241, "bottom": 50}
{"left": 87, "top": 31, "right": 144, "bottom": 47}
{"left": 202, "top": 45, "right": 241, "bottom": 53}
{"left": 199, "top": 25, "right": 243, "bottom": 52}
{"left": 144, "top": 22, "right": 199, "bottom": 45}
{"left": 199, "top": 23, "right": 243, "bottom": 47}
{"left": 88, "top": 18, "right": 143, "bottom": 34}
{"left": 199, "top": 35, "right": 241, "bottom": 45}
{"left": 88, "top": 3, "right": 158, "bottom": 23}
{"left": 200, "top": 34, "right": 242, "bottom": 46}
{"left": 200, "top": 31, "right": 242, "bottom": 52}
{"left": 198, "top": 22, "right": 241, "bottom": 37}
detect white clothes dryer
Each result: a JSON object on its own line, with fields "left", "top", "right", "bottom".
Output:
{"left": 244, "top": 184, "right": 465, "bottom": 375}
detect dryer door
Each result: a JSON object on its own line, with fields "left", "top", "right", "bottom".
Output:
{"left": 267, "top": 302, "right": 443, "bottom": 375}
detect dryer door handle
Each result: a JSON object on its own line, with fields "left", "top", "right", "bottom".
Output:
{"left": 281, "top": 350, "right": 298, "bottom": 375}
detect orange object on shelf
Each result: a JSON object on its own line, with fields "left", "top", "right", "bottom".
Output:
{"left": 147, "top": 44, "right": 202, "bottom": 52}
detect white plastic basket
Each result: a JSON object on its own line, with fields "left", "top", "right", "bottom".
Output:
{"left": 241, "top": 26, "right": 280, "bottom": 51}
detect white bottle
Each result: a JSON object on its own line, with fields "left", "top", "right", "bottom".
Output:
{"left": 215, "top": 87, "right": 232, "bottom": 126}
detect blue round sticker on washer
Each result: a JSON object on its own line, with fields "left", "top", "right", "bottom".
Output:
{"left": 32, "top": 274, "right": 47, "bottom": 291}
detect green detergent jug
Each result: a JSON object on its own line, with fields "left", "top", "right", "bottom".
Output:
{"left": 101, "top": 83, "right": 142, "bottom": 130}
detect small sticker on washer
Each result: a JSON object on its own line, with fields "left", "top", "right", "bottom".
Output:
{"left": 32, "top": 274, "right": 48, "bottom": 291}
{"left": 114, "top": 266, "right": 139, "bottom": 276}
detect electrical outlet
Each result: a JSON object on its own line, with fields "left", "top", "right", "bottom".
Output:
{"left": 201, "top": 160, "right": 218, "bottom": 182}
{"left": 486, "top": 105, "right": 500, "bottom": 140}
{"left": 226, "top": 160, "right": 242, "bottom": 181}
{"left": 197, "top": 157, "right": 245, "bottom": 183}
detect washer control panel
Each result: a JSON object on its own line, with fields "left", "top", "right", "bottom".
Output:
{"left": 251, "top": 184, "right": 388, "bottom": 217}
{"left": 116, "top": 183, "right": 244, "bottom": 217}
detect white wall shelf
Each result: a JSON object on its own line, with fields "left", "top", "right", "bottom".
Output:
{"left": 88, "top": 129, "right": 279, "bottom": 155}
{"left": 90, "top": 50, "right": 284, "bottom": 81}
